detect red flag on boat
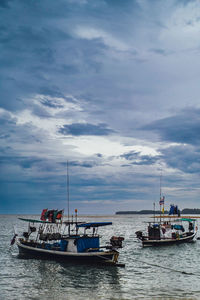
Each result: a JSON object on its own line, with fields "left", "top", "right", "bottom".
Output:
{"left": 56, "top": 210, "right": 63, "bottom": 220}
{"left": 40, "top": 209, "right": 48, "bottom": 221}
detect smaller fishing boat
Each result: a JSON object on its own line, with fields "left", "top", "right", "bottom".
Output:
{"left": 135, "top": 204, "right": 198, "bottom": 247}
{"left": 11, "top": 209, "right": 125, "bottom": 266}
{"left": 136, "top": 217, "right": 197, "bottom": 247}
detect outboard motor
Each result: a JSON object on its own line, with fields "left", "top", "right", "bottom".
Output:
{"left": 110, "top": 236, "right": 124, "bottom": 249}
{"left": 135, "top": 230, "right": 143, "bottom": 240}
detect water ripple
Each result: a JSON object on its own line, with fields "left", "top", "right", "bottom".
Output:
{"left": 1, "top": 215, "right": 200, "bottom": 299}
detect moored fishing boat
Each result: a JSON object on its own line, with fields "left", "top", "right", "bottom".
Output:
{"left": 12, "top": 209, "right": 125, "bottom": 266}
{"left": 135, "top": 204, "right": 198, "bottom": 247}
{"left": 11, "top": 163, "right": 125, "bottom": 266}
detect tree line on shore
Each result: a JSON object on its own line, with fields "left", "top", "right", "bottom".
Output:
{"left": 115, "top": 208, "right": 200, "bottom": 215}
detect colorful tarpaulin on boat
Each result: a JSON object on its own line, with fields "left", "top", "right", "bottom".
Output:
{"left": 172, "top": 224, "right": 185, "bottom": 231}
{"left": 41, "top": 209, "right": 48, "bottom": 221}
{"left": 179, "top": 218, "right": 196, "bottom": 222}
{"left": 40, "top": 209, "right": 64, "bottom": 222}
{"left": 76, "top": 237, "right": 99, "bottom": 252}
{"left": 169, "top": 205, "right": 180, "bottom": 216}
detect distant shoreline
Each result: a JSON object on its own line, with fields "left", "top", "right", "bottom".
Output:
{"left": 116, "top": 208, "right": 200, "bottom": 215}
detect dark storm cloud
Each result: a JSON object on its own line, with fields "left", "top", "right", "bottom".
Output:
{"left": 58, "top": 123, "right": 115, "bottom": 136}
{"left": 132, "top": 155, "right": 160, "bottom": 166}
{"left": 142, "top": 108, "right": 200, "bottom": 145}
{"left": 60, "top": 160, "right": 97, "bottom": 168}
{"left": 0, "top": 4, "right": 106, "bottom": 112}
{"left": 161, "top": 145, "right": 200, "bottom": 174}
{"left": 0, "top": 1, "right": 80, "bottom": 111}
{"left": 120, "top": 151, "right": 141, "bottom": 161}
{"left": 0, "top": 155, "right": 43, "bottom": 169}
{"left": 40, "top": 98, "right": 64, "bottom": 109}
{"left": 0, "top": 0, "right": 143, "bottom": 105}
{"left": 120, "top": 150, "right": 161, "bottom": 165}
{"left": 38, "top": 86, "right": 65, "bottom": 99}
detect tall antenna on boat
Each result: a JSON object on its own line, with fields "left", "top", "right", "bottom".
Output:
{"left": 159, "top": 169, "right": 162, "bottom": 222}
{"left": 67, "top": 160, "right": 70, "bottom": 222}
{"left": 160, "top": 169, "right": 162, "bottom": 201}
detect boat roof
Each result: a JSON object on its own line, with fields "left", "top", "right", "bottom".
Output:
{"left": 18, "top": 218, "right": 113, "bottom": 227}
{"left": 18, "top": 217, "right": 52, "bottom": 224}
{"left": 77, "top": 222, "right": 112, "bottom": 228}
{"left": 175, "top": 218, "right": 196, "bottom": 222}
{"left": 147, "top": 217, "right": 196, "bottom": 224}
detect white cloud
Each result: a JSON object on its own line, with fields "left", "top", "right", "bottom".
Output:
{"left": 75, "top": 26, "right": 130, "bottom": 51}
{"left": 158, "top": 1, "right": 200, "bottom": 51}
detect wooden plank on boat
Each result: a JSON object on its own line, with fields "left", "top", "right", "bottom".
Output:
{"left": 104, "top": 261, "right": 125, "bottom": 267}
{"left": 115, "top": 263, "right": 125, "bottom": 267}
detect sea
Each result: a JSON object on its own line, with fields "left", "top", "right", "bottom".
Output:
{"left": 1, "top": 214, "right": 200, "bottom": 300}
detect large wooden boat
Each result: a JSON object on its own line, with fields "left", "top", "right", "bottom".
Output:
{"left": 12, "top": 210, "right": 125, "bottom": 266}
{"left": 11, "top": 164, "right": 125, "bottom": 266}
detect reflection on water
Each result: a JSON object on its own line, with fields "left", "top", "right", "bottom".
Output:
{"left": 2, "top": 215, "right": 200, "bottom": 299}
{"left": 33, "top": 260, "right": 123, "bottom": 300}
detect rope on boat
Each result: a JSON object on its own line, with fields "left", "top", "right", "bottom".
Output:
{"left": 136, "top": 259, "right": 198, "bottom": 276}
{"left": 95, "top": 254, "right": 115, "bottom": 262}
{"left": 95, "top": 251, "right": 119, "bottom": 265}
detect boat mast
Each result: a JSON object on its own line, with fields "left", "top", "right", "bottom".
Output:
{"left": 159, "top": 170, "right": 162, "bottom": 223}
{"left": 67, "top": 161, "right": 70, "bottom": 234}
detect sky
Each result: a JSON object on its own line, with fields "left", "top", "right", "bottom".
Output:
{"left": 0, "top": 0, "right": 200, "bottom": 215}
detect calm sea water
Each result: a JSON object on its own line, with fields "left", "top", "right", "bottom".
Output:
{"left": 1, "top": 214, "right": 200, "bottom": 300}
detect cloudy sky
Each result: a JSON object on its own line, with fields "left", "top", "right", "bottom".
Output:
{"left": 1, "top": 0, "right": 200, "bottom": 214}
